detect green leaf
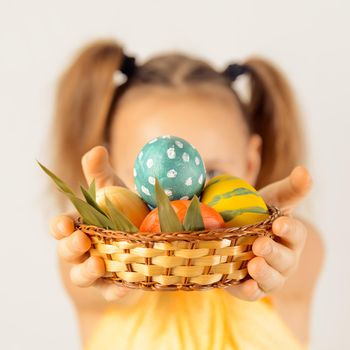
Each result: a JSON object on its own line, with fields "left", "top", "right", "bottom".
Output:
{"left": 183, "top": 195, "right": 205, "bottom": 231}
{"left": 104, "top": 195, "right": 139, "bottom": 233}
{"left": 66, "top": 193, "right": 116, "bottom": 229}
{"left": 37, "top": 160, "right": 75, "bottom": 196}
{"left": 88, "top": 179, "right": 96, "bottom": 201}
{"left": 80, "top": 183, "right": 107, "bottom": 216}
{"left": 37, "top": 160, "right": 115, "bottom": 229}
{"left": 65, "top": 193, "right": 101, "bottom": 226}
{"left": 155, "top": 178, "right": 183, "bottom": 232}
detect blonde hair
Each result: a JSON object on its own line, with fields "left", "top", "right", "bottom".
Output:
{"left": 46, "top": 39, "right": 305, "bottom": 212}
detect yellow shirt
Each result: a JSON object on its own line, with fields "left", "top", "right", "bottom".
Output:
{"left": 85, "top": 288, "right": 306, "bottom": 350}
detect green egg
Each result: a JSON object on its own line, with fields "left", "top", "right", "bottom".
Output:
{"left": 134, "top": 135, "right": 206, "bottom": 208}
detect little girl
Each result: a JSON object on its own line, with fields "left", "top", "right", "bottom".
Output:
{"left": 47, "top": 39, "right": 324, "bottom": 349}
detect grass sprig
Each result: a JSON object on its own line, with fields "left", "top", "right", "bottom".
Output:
{"left": 183, "top": 195, "right": 204, "bottom": 231}
{"left": 155, "top": 178, "right": 183, "bottom": 232}
{"left": 37, "top": 160, "right": 137, "bottom": 231}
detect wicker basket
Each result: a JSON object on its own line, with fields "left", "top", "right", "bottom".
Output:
{"left": 74, "top": 205, "right": 281, "bottom": 291}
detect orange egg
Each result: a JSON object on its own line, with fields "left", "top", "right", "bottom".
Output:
{"left": 140, "top": 200, "right": 225, "bottom": 232}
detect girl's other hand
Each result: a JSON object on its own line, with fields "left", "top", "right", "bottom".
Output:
{"left": 227, "top": 166, "right": 312, "bottom": 301}
{"left": 49, "top": 146, "right": 130, "bottom": 301}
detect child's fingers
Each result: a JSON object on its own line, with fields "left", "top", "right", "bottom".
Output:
{"left": 57, "top": 230, "right": 91, "bottom": 263}
{"left": 272, "top": 216, "right": 307, "bottom": 252}
{"left": 50, "top": 215, "right": 75, "bottom": 240}
{"left": 50, "top": 212, "right": 79, "bottom": 240}
{"left": 248, "top": 257, "right": 284, "bottom": 293}
{"left": 226, "top": 279, "right": 265, "bottom": 301}
{"left": 81, "top": 146, "right": 126, "bottom": 189}
{"left": 258, "top": 166, "right": 312, "bottom": 213}
{"left": 93, "top": 280, "right": 130, "bottom": 301}
{"left": 70, "top": 256, "right": 105, "bottom": 287}
{"left": 252, "top": 237, "right": 296, "bottom": 276}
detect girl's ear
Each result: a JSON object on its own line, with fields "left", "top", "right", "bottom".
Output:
{"left": 245, "top": 133, "right": 262, "bottom": 186}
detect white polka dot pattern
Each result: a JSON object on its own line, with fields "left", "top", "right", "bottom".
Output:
{"left": 182, "top": 152, "right": 190, "bottom": 162}
{"left": 141, "top": 185, "right": 151, "bottom": 196}
{"left": 167, "top": 146, "right": 176, "bottom": 159}
{"left": 164, "top": 189, "right": 173, "bottom": 196}
{"left": 175, "top": 140, "right": 183, "bottom": 148}
{"left": 198, "top": 174, "right": 204, "bottom": 184}
{"left": 146, "top": 159, "right": 154, "bottom": 168}
{"left": 134, "top": 135, "right": 206, "bottom": 207}
{"left": 185, "top": 177, "right": 193, "bottom": 186}
{"left": 167, "top": 169, "right": 177, "bottom": 178}
{"left": 148, "top": 176, "right": 155, "bottom": 185}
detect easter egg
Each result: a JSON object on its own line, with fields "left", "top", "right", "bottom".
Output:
{"left": 140, "top": 200, "right": 225, "bottom": 232}
{"left": 134, "top": 135, "right": 206, "bottom": 208}
{"left": 96, "top": 186, "right": 149, "bottom": 228}
{"left": 201, "top": 174, "right": 269, "bottom": 227}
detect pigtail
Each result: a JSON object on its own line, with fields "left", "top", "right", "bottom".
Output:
{"left": 243, "top": 57, "right": 306, "bottom": 189}
{"left": 47, "top": 39, "right": 125, "bottom": 211}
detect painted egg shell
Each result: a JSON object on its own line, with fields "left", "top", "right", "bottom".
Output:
{"left": 140, "top": 200, "right": 225, "bottom": 233}
{"left": 134, "top": 135, "right": 206, "bottom": 208}
{"left": 201, "top": 174, "right": 269, "bottom": 227}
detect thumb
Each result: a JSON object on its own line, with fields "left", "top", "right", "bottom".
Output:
{"left": 258, "top": 166, "right": 312, "bottom": 214}
{"left": 81, "top": 146, "right": 126, "bottom": 189}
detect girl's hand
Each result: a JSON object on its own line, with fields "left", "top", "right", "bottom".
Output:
{"left": 49, "top": 146, "right": 130, "bottom": 301}
{"left": 227, "top": 166, "right": 312, "bottom": 301}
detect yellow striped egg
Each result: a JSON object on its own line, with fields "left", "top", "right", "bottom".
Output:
{"left": 201, "top": 174, "right": 269, "bottom": 227}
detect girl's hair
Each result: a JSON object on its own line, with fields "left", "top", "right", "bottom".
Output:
{"left": 47, "top": 39, "right": 305, "bottom": 212}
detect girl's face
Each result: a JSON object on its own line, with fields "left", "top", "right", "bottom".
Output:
{"left": 109, "top": 84, "right": 262, "bottom": 190}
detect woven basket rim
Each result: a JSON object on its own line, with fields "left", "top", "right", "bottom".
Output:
{"left": 74, "top": 205, "right": 281, "bottom": 243}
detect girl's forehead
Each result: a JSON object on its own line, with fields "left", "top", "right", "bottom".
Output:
{"left": 112, "top": 86, "right": 249, "bottom": 161}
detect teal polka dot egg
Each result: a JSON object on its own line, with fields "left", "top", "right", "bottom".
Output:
{"left": 134, "top": 135, "right": 206, "bottom": 208}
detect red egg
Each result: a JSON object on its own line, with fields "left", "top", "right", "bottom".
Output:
{"left": 140, "top": 200, "right": 225, "bottom": 232}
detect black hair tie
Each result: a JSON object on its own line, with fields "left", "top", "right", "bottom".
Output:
{"left": 222, "top": 63, "right": 250, "bottom": 82}
{"left": 120, "top": 54, "right": 137, "bottom": 78}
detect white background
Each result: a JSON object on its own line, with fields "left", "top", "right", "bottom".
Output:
{"left": 0, "top": 1, "right": 349, "bottom": 349}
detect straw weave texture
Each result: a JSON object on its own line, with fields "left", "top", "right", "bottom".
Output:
{"left": 74, "top": 206, "right": 281, "bottom": 291}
